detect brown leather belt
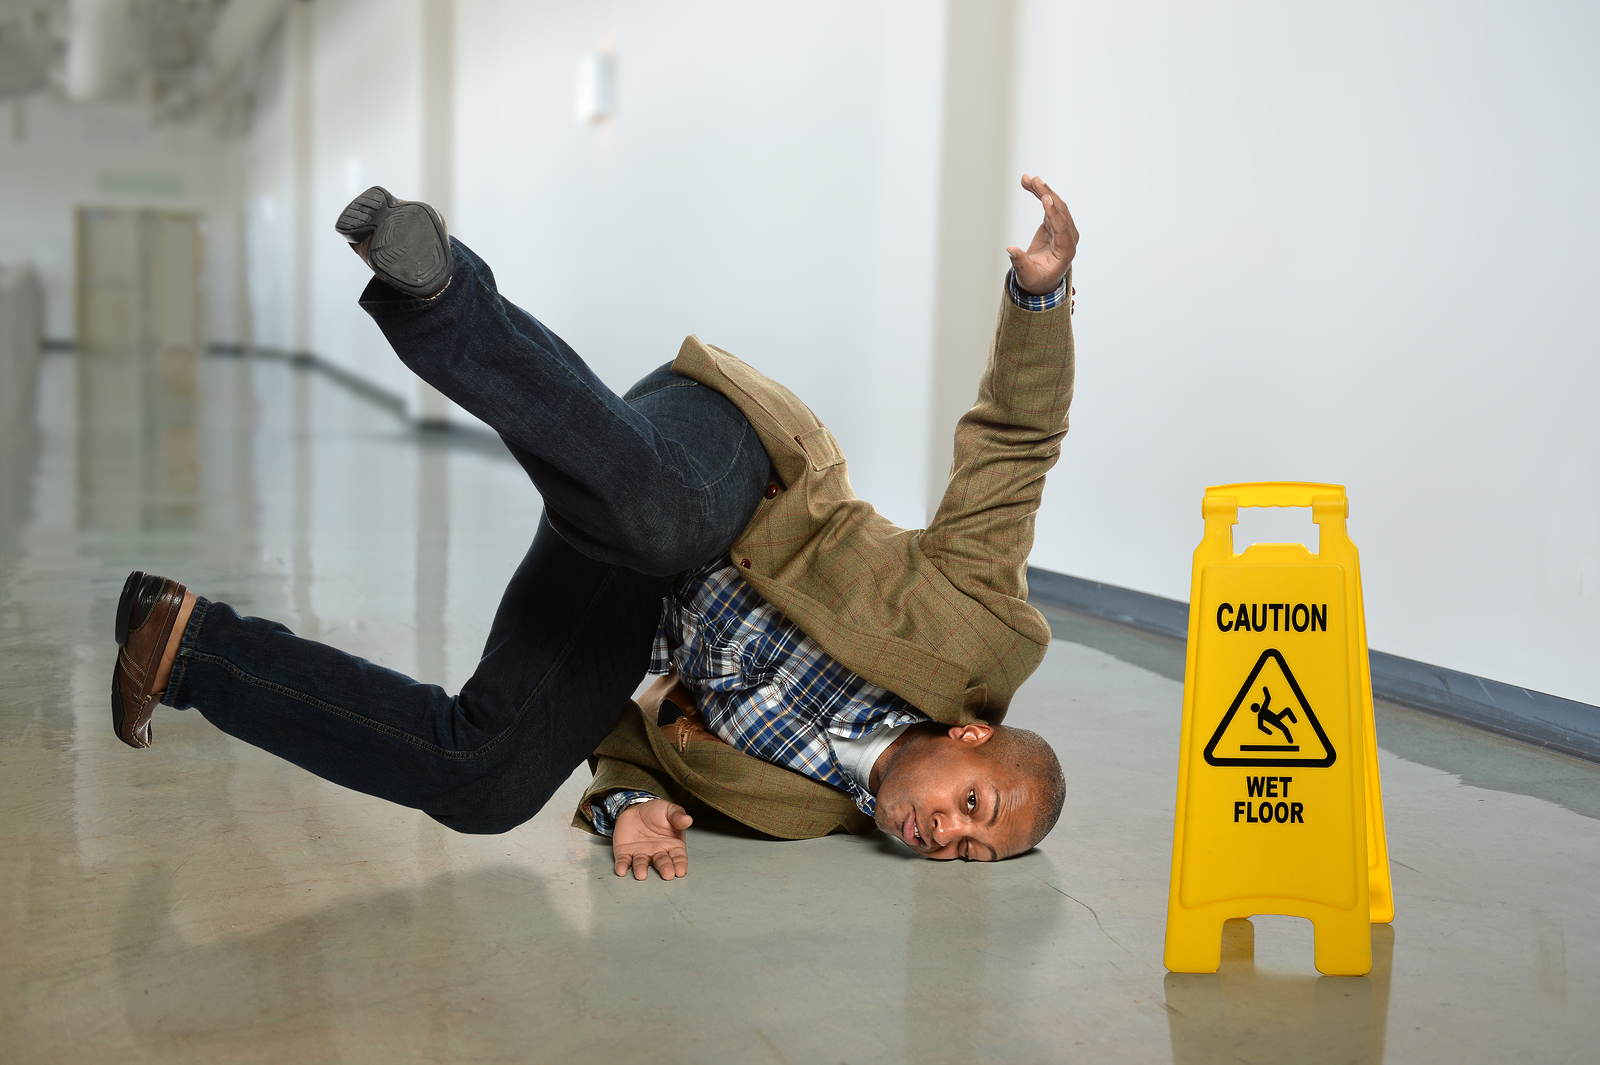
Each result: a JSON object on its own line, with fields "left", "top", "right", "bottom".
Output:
{"left": 636, "top": 670, "right": 725, "bottom": 752}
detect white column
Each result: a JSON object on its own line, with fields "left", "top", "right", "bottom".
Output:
{"left": 416, "top": 0, "right": 455, "bottom": 425}
{"left": 415, "top": 0, "right": 456, "bottom": 681}
{"left": 924, "top": 0, "right": 1017, "bottom": 522}
{"left": 288, "top": 0, "right": 314, "bottom": 356}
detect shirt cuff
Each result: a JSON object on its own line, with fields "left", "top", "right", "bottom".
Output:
{"left": 1007, "top": 268, "right": 1069, "bottom": 311}
{"left": 590, "top": 789, "right": 659, "bottom": 837}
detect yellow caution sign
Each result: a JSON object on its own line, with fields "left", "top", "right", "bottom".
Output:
{"left": 1164, "top": 483, "right": 1393, "bottom": 977}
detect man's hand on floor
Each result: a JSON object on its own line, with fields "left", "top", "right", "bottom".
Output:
{"left": 1006, "top": 174, "right": 1079, "bottom": 296}
{"left": 613, "top": 798, "right": 693, "bottom": 881}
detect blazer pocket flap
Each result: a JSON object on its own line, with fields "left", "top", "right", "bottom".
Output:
{"left": 795, "top": 426, "right": 846, "bottom": 472}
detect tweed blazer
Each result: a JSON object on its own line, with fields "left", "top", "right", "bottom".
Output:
{"left": 572, "top": 275, "right": 1075, "bottom": 838}
{"left": 572, "top": 706, "right": 875, "bottom": 839}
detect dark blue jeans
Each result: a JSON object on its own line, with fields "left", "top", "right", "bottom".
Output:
{"left": 165, "top": 239, "right": 772, "bottom": 833}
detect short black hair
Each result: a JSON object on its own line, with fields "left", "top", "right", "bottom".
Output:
{"left": 985, "top": 726, "right": 1066, "bottom": 850}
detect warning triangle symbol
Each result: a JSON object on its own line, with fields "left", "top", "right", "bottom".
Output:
{"left": 1203, "top": 649, "right": 1336, "bottom": 768}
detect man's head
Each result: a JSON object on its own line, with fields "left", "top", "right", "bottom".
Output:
{"left": 870, "top": 722, "right": 1065, "bottom": 861}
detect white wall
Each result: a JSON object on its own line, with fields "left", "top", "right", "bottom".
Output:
{"left": 16, "top": 0, "right": 1582, "bottom": 702}
{"left": 242, "top": 0, "right": 431, "bottom": 409}
{"left": 451, "top": 0, "right": 947, "bottom": 528}
{"left": 242, "top": 20, "right": 296, "bottom": 354}
{"left": 307, "top": 0, "right": 429, "bottom": 403}
{"left": 238, "top": 0, "right": 952, "bottom": 515}
{"left": 1013, "top": 0, "right": 1600, "bottom": 704}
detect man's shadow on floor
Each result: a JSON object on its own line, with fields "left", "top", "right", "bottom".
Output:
{"left": 110, "top": 858, "right": 610, "bottom": 1060}
{"left": 107, "top": 821, "right": 1073, "bottom": 1059}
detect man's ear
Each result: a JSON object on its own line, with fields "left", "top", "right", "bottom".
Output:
{"left": 947, "top": 723, "right": 995, "bottom": 746}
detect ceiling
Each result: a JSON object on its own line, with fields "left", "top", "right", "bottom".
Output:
{"left": 0, "top": 0, "right": 287, "bottom": 126}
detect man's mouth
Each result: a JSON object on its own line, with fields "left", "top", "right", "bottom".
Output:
{"left": 902, "top": 812, "right": 927, "bottom": 850}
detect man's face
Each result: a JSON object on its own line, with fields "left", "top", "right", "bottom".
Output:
{"left": 872, "top": 724, "right": 1036, "bottom": 861}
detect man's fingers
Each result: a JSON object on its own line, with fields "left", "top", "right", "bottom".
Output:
{"left": 649, "top": 802, "right": 692, "bottom": 829}
{"left": 1060, "top": 204, "right": 1079, "bottom": 246}
{"left": 1045, "top": 192, "right": 1074, "bottom": 240}
{"left": 1016, "top": 172, "right": 1078, "bottom": 264}
{"left": 1030, "top": 176, "right": 1076, "bottom": 236}
{"left": 1033, "top": 176, "right": 1061, "bottom": 208}
{"left": 651, "top": 849, "right": 680, "bottom": 881}
{"left": 615, "top": 838, "right": 690, "bottom": 881}
{"left": 1020, "top": 173, "right": 1054, "bottom": 204}
{"left": 1048, "top": 191, "right": 1079, "bottom": 246}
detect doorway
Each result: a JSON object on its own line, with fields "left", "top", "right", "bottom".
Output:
{"left": 74, "top": 207, "right": 203, "bottom": 530}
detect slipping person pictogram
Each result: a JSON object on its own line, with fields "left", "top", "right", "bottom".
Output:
{"left": 1251, "top": 687, "right": 1298, "bottom": 745}
{"left": 1204, "top": 649, "right": 1335, "bottom": 768}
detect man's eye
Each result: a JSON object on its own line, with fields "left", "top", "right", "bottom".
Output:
{"left": 966, "top": 789, "right": 977, "bottom": 812}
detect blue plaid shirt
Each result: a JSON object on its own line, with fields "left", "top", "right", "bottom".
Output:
{"left": 587, "top": 560, "right": 930, "bottom": 835}
{"left": 1006, "top": 267, "right": 1071, "bottom": 312}
{"left": 590, "top": 269, "right": 1069, "bottom": 835}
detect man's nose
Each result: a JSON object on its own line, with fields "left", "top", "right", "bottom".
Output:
{"left": 930, "top": 810, "right": 969, "bottom": 847}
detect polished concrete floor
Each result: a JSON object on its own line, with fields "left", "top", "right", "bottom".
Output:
{"left": 2, "top": 350, "right": 1597, "bottom": 1064}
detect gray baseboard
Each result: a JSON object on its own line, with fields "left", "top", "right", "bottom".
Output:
{"left": 228, "top": 344, "right": 515, "bottom": 458}
{"left": 1026, "top": 566, "right": 1600, "bottom": 764}
{"left": 227, "top": 345, "right": 410, "bottom": 419}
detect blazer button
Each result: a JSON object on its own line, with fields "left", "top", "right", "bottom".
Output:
{"left": 764, "top": 483, "right": 779, "bottom": 499}
{"left": 740, "top": 559, "right": 751, "bottom": 569}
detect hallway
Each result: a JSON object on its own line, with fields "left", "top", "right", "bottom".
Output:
{"left": 1, "top": 350, "right": 1595, "bottom": 1063}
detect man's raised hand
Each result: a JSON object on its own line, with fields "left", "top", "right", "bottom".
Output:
{"left": 612, "top": 798, "right": 693, "bottom": 881}
{"left": 1006, "top": 174, "right": 1079, "bottom": 296}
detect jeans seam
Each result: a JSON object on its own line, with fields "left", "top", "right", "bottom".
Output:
{"left": 706, "top": 423, "right": 761, "bottom": 491}
{"left": 182, "top": 562, "right": 621, "bottom": 762}
{"left": 549, "top": 350, "right": 665, "bottom": 469}
{"left": 688, "top": 426, "right": 764, "bottom": 543}
{"left": 508, "top": 558, "right": 620, "bottom": 720}
{"left": 633, "top": 375, "right": 758, "bottom": 504}
{"left": 164, "top": 598, "right": 211, "bottom": 704}
{"left": 626, "top": 379, "right": 699, "bottom": 401}
{"left": 360, "top": 297, "right": 436, "bottom": 315}
{"left": 478, "top": 269, "right": 656, "bottom": 463}
{"left": 185, "top": 651, "right": 489, "bottom": 759}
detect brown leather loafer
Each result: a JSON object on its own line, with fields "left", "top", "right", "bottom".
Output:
{"left": 112, "top": 570, "right": 188, "bottom": 748}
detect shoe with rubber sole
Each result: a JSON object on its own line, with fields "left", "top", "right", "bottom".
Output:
{"left": 335, "top": 186, "right": 454, "bottom": 298}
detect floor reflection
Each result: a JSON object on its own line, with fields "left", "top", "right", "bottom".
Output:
{"left": 1164, "top": 918, "right": 1394, "bottom": 1064}
{"left": 0, "top": 373, "right": 38, "bottom": 553}
{"left": 109, "top": 860, "right": 584, "bottom": 1061}
{"left": 289, "top": 365, "right": 321, "bottom": 638}
{"left": 415, "top": 433, "right": 450, "bottom": 684}
{"left": 904, "top": 852, "right": 1068, "bottom": 1061}
{"left": 8, "top": 342, "right": 1600, "bottom": 1061}
{"left": 76, "top": 344, "right": 198, "bottom": 531}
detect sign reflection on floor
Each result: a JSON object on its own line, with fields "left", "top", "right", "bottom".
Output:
{"left": 1163, "top": 917, "right": 1394, "bottom": 1064}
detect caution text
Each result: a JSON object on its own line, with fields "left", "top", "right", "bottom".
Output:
{"left": 1217, "top": 602, "right": 1327, "bottom": 632}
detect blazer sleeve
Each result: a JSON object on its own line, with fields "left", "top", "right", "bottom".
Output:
{"left": 572, "top": 706, "right": 877, "bottom": 840}
{"left": 920, "top": 269, "right": 1075, "bottom": 606}
{"left": 571, "top": 710, "right": 694, "bottom": 835}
